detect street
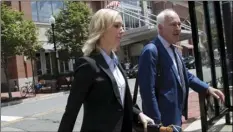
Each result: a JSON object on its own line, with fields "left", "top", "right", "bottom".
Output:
{"left": 189, "top": 66, "right": 222, "bottom": 83}
{"left": 1, "top": 79, "right": 142, "bottom": 131}
{"left": 0, "top": 67, "right": 223, "bottom": 131}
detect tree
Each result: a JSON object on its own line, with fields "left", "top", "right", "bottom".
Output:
{"left": 21, "top": 20, "right": 41, "bottom": 89}
{"left": 1, "top": 4, "right": 40, "bottom": 100}
{"left": 46, "top": 1, "right": 92, "bottom": 61}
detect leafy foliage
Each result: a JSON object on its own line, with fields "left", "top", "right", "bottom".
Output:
{"left": 46, "top": 1, "right": 92, "bottom": 60}
{"left": 1, "top": 4, "right": 25, "bottom": 58}
{"left": 21, "top": 20, "right": 41, "bottom": 59}
{"left": 1, "top": 4, "right": 40, "bottom": 99}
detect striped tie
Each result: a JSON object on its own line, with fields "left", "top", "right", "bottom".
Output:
{"left": 170, "top": 45, "right": 186, "bottom": 105}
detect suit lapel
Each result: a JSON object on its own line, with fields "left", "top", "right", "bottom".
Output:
{"left": 155, "top": 38, "right": 182, "bottom": 87}
{"left": 92, "top": 52, "right": 123, "bottom": 107}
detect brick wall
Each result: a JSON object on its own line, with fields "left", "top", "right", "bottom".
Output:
{"left": 21, "top": 1, "right": 32, "bottom": 20}
{"left": 14, "top": 56, "right": 33, "bottom": 79}
{"left": 86, "top": 1, "right": 105, "bottom": 13}
{"left": 25, "top": 58, "right": 34, "bottom": 78}
{"left": 151, "top": 1, "right": 190, "bottom": 19}
{"left": 2, "top": 1, "right": 34, "bottom": 89}
{"left": 7, "top": 56, "right": 18, "bottom": 80}
{"left": 11, "top": 1, "right": 32, "bottom": 20}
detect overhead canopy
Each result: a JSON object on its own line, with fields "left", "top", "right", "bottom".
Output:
{"left": 40, "top": 42, "right": 61, "bottom": 53}
{"left": 42, "top": 43, "right": 54, "bottom": 52}
{"left": 121, "top": 26, "right": 195, "bottom": 46}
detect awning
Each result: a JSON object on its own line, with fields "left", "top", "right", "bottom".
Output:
{"left": 41, "top": 42, "right": 61, "bottom": 52}
{"left": 42, "top": 43, "right": 54, "bottom": 52}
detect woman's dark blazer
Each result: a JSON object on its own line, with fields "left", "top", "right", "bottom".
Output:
{"left": 58, "top": 51, "right": 141, "bottom": 132}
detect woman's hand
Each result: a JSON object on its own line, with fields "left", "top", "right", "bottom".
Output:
{"left": 138, "top": 112, "right": 155, "bottom": 132}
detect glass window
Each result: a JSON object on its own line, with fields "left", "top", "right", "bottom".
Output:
{"left": 31, "top": 1, "right": 64, "bottom": 23}
{"left": 31, "top": 2, "right": 38, "bottom": 22}
{"left": 52, "top": 1, "right": 64, "bottom": 15}
{"left": 147, "top": 1, "right": 152, "bottom": 9}
{"left": 38, "top": 1, "right": 53, "bottom": 23}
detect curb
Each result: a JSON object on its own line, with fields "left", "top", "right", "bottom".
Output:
{"left": 1, "top": 91, "right": 70, "bottom": 107}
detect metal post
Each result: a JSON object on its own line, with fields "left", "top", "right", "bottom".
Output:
{"left": 140, "top": 0, "right": 147, "bottom": 26}
{"left": 203, "top": 1, "right": 220, "bottom": 117}
{"left": 213, "top": 1, "right": 231, "bottom": 124}
{"left": 51, "top": 23, "right": 59, "bottom": 77}
{"left": 222, "top": 2, "right": 233, "bottom": 111}
{"left": 188, "top": 2, "right": 208, "bottom": 132}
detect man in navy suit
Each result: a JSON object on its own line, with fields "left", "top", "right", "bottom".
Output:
{"left": 138, "top": 9, "right": 225, "bottom": 131}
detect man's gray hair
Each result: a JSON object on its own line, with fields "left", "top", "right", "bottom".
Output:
{"left": 156, "top": 9, "right": 178, "bottom": 31}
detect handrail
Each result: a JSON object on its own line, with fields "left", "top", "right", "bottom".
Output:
{"left": 117, "top": 6, "right": 157, "bottom": 26}
{"left": 147, "top": 12, "right": 192, "bottom": 30}
{"left": 121, "top": 0, "right": 139, "bottom": 6}
{"left": 117, "top": 4, "right": 193, "bottom": 31}
{"left": 108, "top": 1, "right": 202, "bottom": 33}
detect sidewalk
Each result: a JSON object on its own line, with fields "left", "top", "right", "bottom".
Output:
{"left": 1, "top": 90, "right": 201, "bottom": 129}
{"left": 1, "top": 89, "right": 69, "bottom": 107}
{"left": 184, "top": 116, "right": 232, "bottom": 132}
{"left": 1, "top": 89, "right": 229, "bottom": 131}
{"left": 182, "top": 92, "right": 232, "bottom": 131}
{"left": 1, "top": 91, "right": 46, "bottom": 101}
{"left": 182, "top": 92, "right": 200, "bottom": 129}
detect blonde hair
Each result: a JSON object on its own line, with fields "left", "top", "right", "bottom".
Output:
{"left": 82, "top": 8, "right": 121, "bottom": 56}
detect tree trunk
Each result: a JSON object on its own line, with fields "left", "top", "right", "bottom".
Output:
{"left": 3, "top": 56, "right": 12, "bottom": 100}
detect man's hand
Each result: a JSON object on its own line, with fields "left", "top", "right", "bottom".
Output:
{"left": 207, "top": 87, "right": 225, "bottom": 103}
{"left": 105, "top": 1, "right": 120, "bottom": 9}
{"left": 138, "top": 112, "right": 155, "bottom": 132}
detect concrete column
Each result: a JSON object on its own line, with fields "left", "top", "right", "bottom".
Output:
{"left": 40, "top": 51, "right": 47, "bottom": 74}
{"left": 68, "top": 59, "right": 74, "bottom": 71}
{"left": 57, "top": 59, "right": 61, "bottom": 73}
{"left": 121, "top": 7, "right": 126, "bottom": 30}
{"left": 141, "top": 1, "right": 149, "bottom": 26}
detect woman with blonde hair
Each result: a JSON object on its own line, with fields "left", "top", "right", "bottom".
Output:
{"left": 58, "top": 8, "right": 154, "bottom": 132}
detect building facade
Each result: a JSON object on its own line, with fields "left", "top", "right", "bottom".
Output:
{"left": 1, "top": 1, "right": 109, "bottom": 91}
{"left": 118, "top": 1, "right": 197, "bottom": 66}
{"left": 1, "top": 1, "right": 196, "bottom": 91}
{"left": 1, "top": 1, "right": 35, "bottom": 91}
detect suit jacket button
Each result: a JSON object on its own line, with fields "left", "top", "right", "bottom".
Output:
{"left": 118, "top": 108, "right": 123, "bottom": 112}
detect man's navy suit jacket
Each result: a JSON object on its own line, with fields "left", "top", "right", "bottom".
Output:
{"left": 138, "top": 37, "right": 209, "bottom": 126}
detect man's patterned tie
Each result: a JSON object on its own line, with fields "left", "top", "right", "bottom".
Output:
{"left": 171, "top": 45, "right": 186, "bottom": 105}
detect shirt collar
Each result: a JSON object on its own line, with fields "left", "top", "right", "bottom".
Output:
{"left": 99, "top": 47, "right": 117, "bottom": 66}
{"left": 158, "top": 34, "right": 171, "bottom": 49}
